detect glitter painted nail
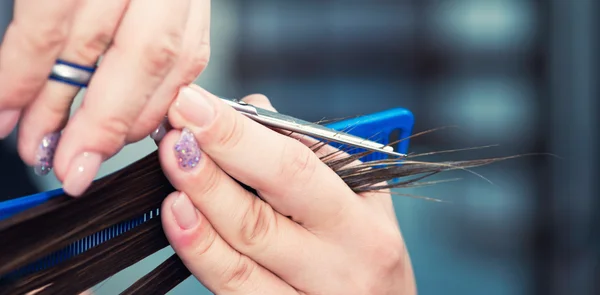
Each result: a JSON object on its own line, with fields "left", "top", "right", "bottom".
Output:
{"left": 34, "top": 132, "right": 61, "bottom": 176}
{"left": 174, "top": 128, "right": 200, "bottom": 170}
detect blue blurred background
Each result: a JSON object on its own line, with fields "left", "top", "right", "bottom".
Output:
{"left": 0, "top": 0, "right": 597, "bottom": 294}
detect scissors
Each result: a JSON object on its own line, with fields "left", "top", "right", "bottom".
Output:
{"left": 46, "top": 61, "right": 405, "bottom": 157}
{"left": 220, "top": 98, "right": 406, "bottom": 158}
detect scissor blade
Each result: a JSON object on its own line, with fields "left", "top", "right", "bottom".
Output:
{"left": 220, "top": 97, "right": 405, "bottom": 157}
{"left": 253, "top": 108, "right": 406, "bottom": 158}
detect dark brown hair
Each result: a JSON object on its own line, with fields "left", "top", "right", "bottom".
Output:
{"left": 0, "top": 129, "right": 523, "bottom": 295}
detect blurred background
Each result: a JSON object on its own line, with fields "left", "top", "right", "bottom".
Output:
{"left": 0, "top": 0, "right": 598, "bottom": 294}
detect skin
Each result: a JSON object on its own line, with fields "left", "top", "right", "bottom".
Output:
{"left": 156, "top": 86, "right": 417, "bottom": 294}
{"left": 0, "top": 0, "right": 211, "bottom": 197}
{"left": 3, "top": 1, "right": 414, "bottom": 291}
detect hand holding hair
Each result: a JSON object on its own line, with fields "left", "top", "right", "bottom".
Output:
{"left": 156, "top": 86, "right": 417, "bottom": 294}
{"left": 0, "top": 83, "right": 520, "bottom": 294}
{"left": 0, "top": 0, "right": 211, "bottom": 197}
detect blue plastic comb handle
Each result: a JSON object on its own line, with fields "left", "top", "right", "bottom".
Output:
{"left": 0, "top": 107, "right": 414, "bottom": 280}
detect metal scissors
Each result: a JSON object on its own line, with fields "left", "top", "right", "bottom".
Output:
{"left": 43, "top": 62, "right": 404, "bottom": 157}
{"left": 220, "top": 98, "right": 406, "bottom": 158}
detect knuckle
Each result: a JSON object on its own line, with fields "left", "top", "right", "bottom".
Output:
{"left": 127, "top": 115, "right": 165, "bottom": 143}
{"left": 278, "top": 140, "right": 318, "bottom": 182}
{"left": 238, "top": 198, "right": 276, "bottom": 249}
{"left": 70, "top": 30, "right": 113, "bottom": 63}
{"left": 221, "top": 255, "right": 257, "bottom": 291}
{"left": 4, "top": 76, "right": 43, "bottom": 104}
{"left": 370, "top": 235, "right": 405, "bottom": 275}
{"left": 0, "top": 26, "right": 59, "bottom": 104}
{"left": 141, "top": 32, "right": 182, "bottom": 78}
{"left": 92, "top": 115, "right": 131, "bottom": 149}
{"left": 18, "top": 22, "right": 68, "bottom": 52}
{"left": 352, "top": 233, "right": 408, "bottom": 294}
{"left": 196, "top": 163, "right": 222, "bottom": 197}
{"left": 41, "top": 97, "right": 72, "bottom": 119}
{"left": 191, "top": 224, "right": 218, "bottom": 257}
{"left": 178, "top": 46, "right": 210, "bottom": 83}
{"left": 214, "top": 113, "right": 245, "bottom": 150}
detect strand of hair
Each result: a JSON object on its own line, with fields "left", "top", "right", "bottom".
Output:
{"left": 0, "top": 152, "right": 172, "bottom": 277}
{"left": 0, "top": 126, "right": 536, "bottom": 294}
{"left": 1, "top": 218, "right": 168, "bottom": 295}
{"left": 119, "top": 254, "right": 191, "bottom": 295}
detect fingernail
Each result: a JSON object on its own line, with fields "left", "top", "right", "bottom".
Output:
{"left": 174, "top": 128, "right": 201, "bottom": 171}
{"left": 63, "top": 152, "right": 103, "bottom": 197}
{"left": 175, "top": 87, "right": 215, "bottom": 128}
{"left": 34, "top": 132, "right": 61, "bottom": 176}
{"left": 0, "top": 109, "right": 19, "bottom": 139}
{"left": 150, "top": 116, "right": 171, "bottom": 142}
{"left": 171, "top": 192, "right": 198, "bottom": 230}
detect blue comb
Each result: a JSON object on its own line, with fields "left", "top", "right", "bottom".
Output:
{"left": 0, "top": 107, "right": 414, "bottom": 281}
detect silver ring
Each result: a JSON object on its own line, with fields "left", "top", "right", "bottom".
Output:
{"left": 48, "top": 59, "right": 96, "bottom": 88}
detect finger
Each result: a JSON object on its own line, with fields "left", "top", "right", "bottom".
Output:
{"left": 0, "top": 110, "right": 20, "bottom": 139}
{"left": 16, "top": 0, "right": 128, "bottom": 173}
{"left": 127, "top": 0, "right": 211, "bottom": 143}
{"left": 238, "top": 93, "right": 367, "bottom": 204}
{"left": 52, "top": 0, "right": 190, "bottom": 197}
{"left": 240, "top": 94, "right": 277, "bottom": 112}
{"left": 0, "top": 0, "right": 78, "bottom": 110}
{"left": 161, "top": 191, "right": 297, "bottom": 295}
{"left": 148, "top": 92, "right": 266, "bottom": 144}
{"left": 158, "top": 129, "right": 330, "bottom": 289}
{"left": 274, "top": 103, "right": 391, "bottom": 224}
{"left": 168, "top": 86, "right": 359, "bottom": 230}
{"left": 239, "top": 93, "right": 320, "bottom": 149}
{"left": 237, "top": 93, "right": 342, "bottom": 160}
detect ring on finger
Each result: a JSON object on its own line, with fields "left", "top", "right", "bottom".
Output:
{"left": 48, "top": 59, "right": 97, "bottom": 88}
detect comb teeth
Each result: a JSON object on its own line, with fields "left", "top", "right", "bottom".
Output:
{"left": 1, "top": 139, "right": 394, "bottom": 280}
{"left": 1, "top": 144, "right": 393, "bottom": 280}
{"left": 0, "top": 144, "right": 394, "bottom": 281}
{"left": 1, "top": 208, "right": 161, "bottom": 281}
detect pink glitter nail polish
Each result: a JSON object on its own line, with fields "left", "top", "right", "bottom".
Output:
{"left": 173, "top": 128, "right": 200, "bottom": 170}
{"left": 34, "top": 132, "right": 61, "bottom": 176}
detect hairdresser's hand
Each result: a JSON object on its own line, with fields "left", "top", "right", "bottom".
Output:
{"left": 0, "top": 0, "right": 211, "bottom": 197}
{"left": 156, "top": 86, "right": 416, "bottom": 294}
